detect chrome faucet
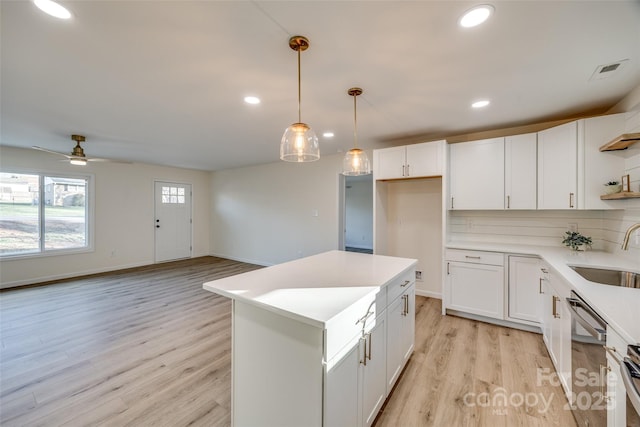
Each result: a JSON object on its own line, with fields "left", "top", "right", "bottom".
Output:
{"left": 622, "top": 223, "right": 640, "bottom": 250}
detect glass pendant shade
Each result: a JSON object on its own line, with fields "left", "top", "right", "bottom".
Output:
{"left": 343, "top": 148, "right": 370, "bottom": 176}
{"left": 342, "top": 87, "right": 371, "bottom": 175}
{"left": 280, "top": 122, "right": 319, "bottom": 162}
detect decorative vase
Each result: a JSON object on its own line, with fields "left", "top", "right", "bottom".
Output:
{"left": 604, "top": 184, "right": 622, "bottom": 194}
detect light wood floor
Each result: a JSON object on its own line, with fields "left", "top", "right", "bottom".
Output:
{"left": 1, "top": 257, "right": 576, "bottom": 426}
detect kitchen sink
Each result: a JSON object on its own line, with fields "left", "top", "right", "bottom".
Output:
{"left": 570, "top": 266, "right": 640, "bottom": 288}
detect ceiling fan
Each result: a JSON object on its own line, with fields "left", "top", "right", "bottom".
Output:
{"left": 32, "top": 134, "right": 129, "bottom": 165}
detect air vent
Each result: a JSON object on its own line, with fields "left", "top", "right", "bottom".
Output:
{"left": 589, "top": 59, "right": 629, "bottom": 81}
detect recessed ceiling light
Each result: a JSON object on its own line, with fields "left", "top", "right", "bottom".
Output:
{"left": 472, "top": 100, "right": 490, "bottom": 108}
{"left": 459, "top": 5, "right": 494, "bottom": 28}
{"left": 33, "top": 0, "right": 72, "bottom": 19}
{"left": 323, "top": 132, "right": 335, "bottom": 138}
{"left": 244, "top": 96, "right": 260, "bottom": 105}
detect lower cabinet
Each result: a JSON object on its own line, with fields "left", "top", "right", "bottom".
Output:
{"left": 324, "top": 313, "right": 389, "bottom": 427}
{"left": 445, "top": 250, "right": 504, "bottom": 319}
{"left": 540, "top": 267, "right": 571, "bottom": 394}
{"left": 507, "top": 255, "right": 541, "bottom": 324}
{"left": 386, "top": 284, "right": 415, "bottom": 390}
{"left": 605, "top": 327, "right": 632, "bottom": 427}
{"left": 325, "top": 272, "right": 416, "bottom": 427}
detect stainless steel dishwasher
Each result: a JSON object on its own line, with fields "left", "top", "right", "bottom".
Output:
{"left": 566, "top": 291, "right": 608, "bottom": 427}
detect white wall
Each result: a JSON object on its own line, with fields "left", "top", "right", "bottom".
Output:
{"left": 377, "top": 178, "right": 443, "bottom": 297}
{"left": 210, "top": 153, "right": 345, "bottom": 266}
{"left": 0, "top": 146, "right": 211, "bottom": 288}
{"left": 345, "top": 176, "right": 373, "bottom": 250}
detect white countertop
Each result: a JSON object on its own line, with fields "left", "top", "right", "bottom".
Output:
{"left": 446, "top": 242, "right": 640, "bottom": 344}
{"left": 203, "top": 250, "right": 417, "bottom": 329}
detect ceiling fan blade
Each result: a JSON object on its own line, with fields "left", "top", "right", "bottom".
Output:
{"left": 87, "top": 157, "right": 133, "bottom": 164}
{"left": 32, "top": 146, "right": 72, "bottom": 159}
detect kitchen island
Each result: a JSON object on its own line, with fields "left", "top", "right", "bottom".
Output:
{"left": 203, "top": 250, "right": 417, "bottom": 427}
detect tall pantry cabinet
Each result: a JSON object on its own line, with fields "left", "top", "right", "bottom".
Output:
{"left": 373, "top": 140, "right": 446, "bottom": 299}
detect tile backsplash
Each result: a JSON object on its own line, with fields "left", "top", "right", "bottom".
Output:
{"left": 449, "top": 208, "right": 639, "bottom": 261}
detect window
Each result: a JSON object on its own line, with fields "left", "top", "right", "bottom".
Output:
{"left": 161, "top": 186, "right": 185, "bottom": 204}
{"left": 0, "top": 172, "right": 90, "bottom": 257}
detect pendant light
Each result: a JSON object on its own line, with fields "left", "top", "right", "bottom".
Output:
{"left": 342, "top": 87, "right": 371, "bottom": 175}
{"left": 280, "top": 36, "right": 319, "bottom": 162}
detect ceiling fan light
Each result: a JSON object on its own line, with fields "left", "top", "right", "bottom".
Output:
{"left": 343, "top": 148, "right": 371, "bottom": 176}
{"left": 70, "top": 158, "right": 87, "bottom": 166}
{"left": 280, "top": 122, "right": 320, "bottom": 162}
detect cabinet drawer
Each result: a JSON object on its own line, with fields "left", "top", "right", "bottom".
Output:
{"left": 446, "top": 249, "right": 504, "bottom": 266}
{"left": 387, "top": 268, "right": 415, "bottom": 304}
{"left": 325, "top": 289, "right": 385, "bottom": 363}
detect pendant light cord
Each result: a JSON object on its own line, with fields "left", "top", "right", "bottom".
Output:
{"left": 353, "top": 93, "right": 358, "bottom": 149}
{"left": 297, "top": 48, "right": 302, "bottom": 123}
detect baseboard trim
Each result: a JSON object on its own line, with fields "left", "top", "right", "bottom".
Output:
{"left": 209, "top": 252, "right": 273, "bottom": 267}
{"left": 445, "top": 309, "right": 542, "bottom": 334}
{"left": 416, "top": 289, "right": 441, "bottom": 299}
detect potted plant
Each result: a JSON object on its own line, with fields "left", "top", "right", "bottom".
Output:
{"left": 562, "top": 231, "right": 593, "bottom": 251}
{"left": 603, "top": 180, "right": 622, "bottom": 194}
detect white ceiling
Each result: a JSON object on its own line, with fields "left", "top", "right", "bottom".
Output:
{"left": 2, "top": 1, "right": 640, "bottom": 171}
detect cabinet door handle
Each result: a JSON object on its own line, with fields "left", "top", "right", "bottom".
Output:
{"left": 600, "top": 364, "right": 611, "bottom": 401}
{"left": 569, "top": 192, "right": 575, "bottom": 208}
{"left": 367, "top": 332, "right": 372, "bottom": 362}
{"left": 507, "top": 195, "right": 510, "bottom": 209}
{"left": 404, "top": 294, "right": 409, "bottom": 316}
{"left": 552, "top": 296, "right": 560, "bottom": 318}
{"left": 361, "top": 335, "right": 367, "bottom": 366}
{"left": 451, "top": 197, "right": 454, "bottom": 209}
{"left": 402, "top": 165, "right": 406, "bottom": 177}
{"left": 465, "top": 255, "right": 481, "bottom": 259}
{"left": 539, "top": 278, "right": 544, "bottom": 294}
{"left": 406, "top": 164, "right": 410, "bottom": 176}
{"left": 446, "top": 262, "right": 450, "bottom": 275}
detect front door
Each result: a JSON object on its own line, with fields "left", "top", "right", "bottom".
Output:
{"left": 154, "top": 181, "right": 192, "bottom": 262}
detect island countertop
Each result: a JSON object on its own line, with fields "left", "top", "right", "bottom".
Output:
{"left": 202, "top": 250, "right": 417, "bottom": 329}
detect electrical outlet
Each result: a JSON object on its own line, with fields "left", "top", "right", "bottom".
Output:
{"left": 568, "top": 223, "right": 578, "bottom": 232}
{"left": 415, "top": 270, "right": 422, "bottom": 281}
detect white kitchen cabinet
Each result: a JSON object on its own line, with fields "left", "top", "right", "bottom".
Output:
{"left": 605, "top": 326, "right": 632, "bottom": 427}
{"left": 361, "top": 313, "right": 387, "bottom": 427}
{"left": 445, "top": 249, "right": 504, "bottom": 319}
{"left": 505, "top": 133, "right": 537, "bottom": 209}
{"left": 537, "top": 121, "right": 578, "bottom": 209}
{"left": 449, "top": 137, "right": 505, "bottom": 210}
{"left": 374, "top": 140, "right": 444, "bottom": 180}
{"left": 507, "top": 255, "right": 540, "bottom": 324}
{"left": 386, "top": 283, "right": 415, "bottom": 390}
{"left": 325, "top": 313, "right": 389, "bottom": 427}
{"left": 540, "top": 268, "right": 571, "bottom": 394}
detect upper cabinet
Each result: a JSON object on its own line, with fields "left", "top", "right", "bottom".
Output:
{"left": 537, "top": 114, "right": 627, "bottom": 210}
{"left": 537, "top": 121, "right": 578, "bottom": 210}
{"left": 373, "top": 141, "right": 444, "bottom": 180}
{"left": 449, "top": 134, "right": 537, "bottom": 210}
{"left": 449, "top": 137, "right": 504, "bottom": 210}
{"left": 447, "top": 113, "right": 627, "bottom": 211}
{"left": 505, "top": 133, "right": 537, "bottom": 210}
